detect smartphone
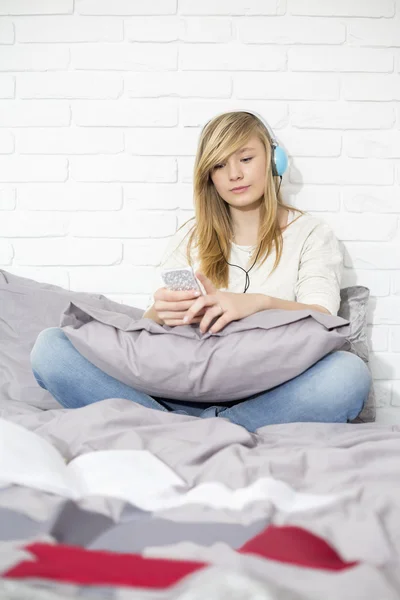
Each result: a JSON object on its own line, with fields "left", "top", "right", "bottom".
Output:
{"left": 161, "top": 266, "right": 204, "bottom": 294}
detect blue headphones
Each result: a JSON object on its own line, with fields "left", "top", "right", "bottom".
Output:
{"left": 202, "top": 109, "right": 288, "bottom": 178}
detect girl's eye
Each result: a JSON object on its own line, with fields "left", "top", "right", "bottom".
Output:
{"left": 214, "top": 157, "right": 253, "bottom": 170}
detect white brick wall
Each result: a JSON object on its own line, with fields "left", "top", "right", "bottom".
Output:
{"left": 0, "top": 0, "right": 399, "bottom": 422}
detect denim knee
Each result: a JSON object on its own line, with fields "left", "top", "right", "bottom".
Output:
{"left": 328, "top": 350, "right": 372, "bottom": 419}
{"left": 30, "top": 327, "right": 68, "bottom": 384}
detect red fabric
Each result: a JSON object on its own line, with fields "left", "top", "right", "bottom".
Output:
{"left": 4, "top": 543, "right": 206, "bottom": 588}
{"left": 238, "top": 525, "right": 358, "bottom": 571}
{"left": 4, "top": 525, "right": 358, "bottom": 588}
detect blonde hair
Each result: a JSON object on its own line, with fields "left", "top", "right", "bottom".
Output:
{"left": 181, "top": 111, "right": 305, "bottom": 289}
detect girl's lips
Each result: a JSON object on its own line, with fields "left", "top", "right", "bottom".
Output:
{"left": 231, "top": 185, "right": 250, "bottom": 193}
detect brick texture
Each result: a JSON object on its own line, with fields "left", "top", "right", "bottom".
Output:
{"left": 1, "top": 0, "right": 399, "bottom": 421}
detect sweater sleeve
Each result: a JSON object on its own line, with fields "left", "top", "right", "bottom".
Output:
{"left": 294, "top": 221, "right": 343, "bottom": 316}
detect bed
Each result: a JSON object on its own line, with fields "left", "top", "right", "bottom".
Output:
{"left": 1, "top": 268, "right": 399, "bottom": 600}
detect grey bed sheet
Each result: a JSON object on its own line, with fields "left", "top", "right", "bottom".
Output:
{"left": 0, "top": 397, "right": 400, "bottom": 600}
{"left": 1, "top": 269, "right": 399, "bottom": 598}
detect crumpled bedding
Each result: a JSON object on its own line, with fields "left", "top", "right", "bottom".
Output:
{"left": 1, "top": 396, "right": 400, "bottom": 599}
{"left": 0, "top": 268, "right": 396, "bottom": 598}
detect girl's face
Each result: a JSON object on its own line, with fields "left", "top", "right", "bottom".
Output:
{"left": 210, "top": 135, "right": 267, "bottom": 210}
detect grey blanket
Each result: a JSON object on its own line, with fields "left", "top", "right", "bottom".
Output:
{"left": 0, "top": 269, "right": 396, "bottom": 599}
{"left": 1, "top": 397, "right": 400, "bottom": 599}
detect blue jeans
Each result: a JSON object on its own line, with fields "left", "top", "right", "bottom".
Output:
{"left": 30, "top": 327, "right": 371, "bottom": 433}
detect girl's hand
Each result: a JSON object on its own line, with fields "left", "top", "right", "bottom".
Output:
{"left": 183, "top": 272, "right": 267, "bottom": 334}
{"left": 153, "top": 287, "right": 207, "bottom": 327}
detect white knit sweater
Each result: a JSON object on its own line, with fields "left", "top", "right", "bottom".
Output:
{"left": 148, "top": 209, "right": 343, "bottom": 316}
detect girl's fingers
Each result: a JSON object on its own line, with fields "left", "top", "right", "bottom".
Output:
{"left": 158, "top": 309, "right": 206, "bottom": 321}
{"left": 198, "top": 304, "right": 224, "bottom": 333}
{"left": 183, "top": 296, "right": 218, "bottom": 322}
{"left": 207, "top": 314, "right": 231, "bottom": 334}
{"left": 156, "top": 289, "right": 201, "bottom": 302}
{"left": 163, "top": 316, "right": 203, "bottom": 326}
{"left": 156, "top": 299, "right": 203, "bottom": 312}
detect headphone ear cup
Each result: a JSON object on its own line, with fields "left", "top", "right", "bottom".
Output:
{"left": 272, "top": 145, "right": 288, "bottom": 177}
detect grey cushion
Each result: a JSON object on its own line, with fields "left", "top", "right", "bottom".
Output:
{"left": 60, "top": 299, "right": 351, "bottom": 403}
{"left": 338, "top": 286, "right": 375, "bottom": 423}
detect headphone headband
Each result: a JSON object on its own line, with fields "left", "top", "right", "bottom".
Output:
{"left": 231, "top": 109, "right": 279, "bottom": 146}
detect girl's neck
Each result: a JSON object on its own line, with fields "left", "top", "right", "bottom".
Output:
{"left": 232, "top": 207, "right": 290, "bottom": 246}
{"left": 232, "top": 228, "right": 258, "bottom": 246}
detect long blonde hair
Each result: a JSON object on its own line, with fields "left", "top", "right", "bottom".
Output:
{"left": 181, "top": 111, "right": 305, "bottom": 289}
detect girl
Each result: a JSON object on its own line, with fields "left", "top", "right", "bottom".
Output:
{"left": 31, "top": 110, "right": 371, "bottom": 432}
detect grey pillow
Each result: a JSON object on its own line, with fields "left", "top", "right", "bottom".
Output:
{"left": 60, "top": 299, "right": 351, "bottom": 403}
{"left": 338, "top": 286, "right": 375, "bottom": 423}
{"left": 0, "top": 270, "right": 142, "bottom": 410}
